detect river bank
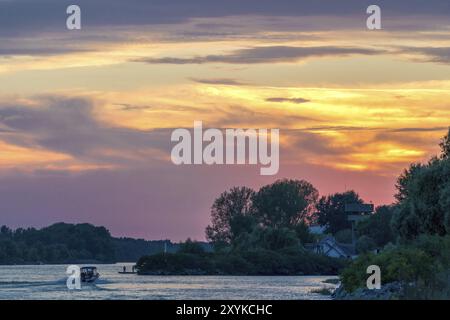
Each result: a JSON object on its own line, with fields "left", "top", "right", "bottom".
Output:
{"left": 332, "top": 282, "right": 404, "bottom": 300}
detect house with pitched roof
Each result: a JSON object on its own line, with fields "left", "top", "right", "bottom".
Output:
{"left": 305, "top": 236, "right": 357, "bottom": 259}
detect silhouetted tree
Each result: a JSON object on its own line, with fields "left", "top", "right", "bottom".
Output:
{"left": 205, "top": 186, "right": 256, "bottom": 248}
{"left": 395, "top": 163, "right": 423, "bottom": 203}
{"left": 391, "top": 130, "right": 450, "bottom": 240}
{"left": 0, "top": 223, "right": 117, "bottom": 264}
{"left": 313, "top": 190, "right": 363, "bottom": 234}
{"left": 294, "top": 222, "right": 316, "bottom": 244}
{"left": 232, "top": 227, "right": 300, "bottom": 252}
{"left": 179, "top": 238, "right": 205, "bottom": 254}
{"left": 252, "top": 179, "right": 318, "bottom": 229}
{"left": 392, "top": 158, "right": 449, "bottom": 240}
{"left": 357, "top": 205, "right": 395, "bottom": 247}
{"left": 439, "top": 127, "right": 450, "bottom": 159}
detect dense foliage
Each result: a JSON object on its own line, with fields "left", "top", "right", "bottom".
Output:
{"left": 136, "top": 247, "right": 347, "bottom": 276}
{"left": 392, "top": 158, "right": 450, "bottom": 239}
{"left": 0, "top": 223, "right": 115, "bottom": 264}
{"left": 138, "top": 179, "right": 348, "bottom": 276}
{"left": 341, "top": 235, "right": 450, "bottom": 298}
{"left": 205, "top": 179, "right": 320, "bottom": 251}
{"left": 392, "top": 128, "right": 450, "bottom": 239}
{"left": 252, "top": 179, "right": 318, "bottom": 229}
{"left": 0, "top": 223, "right": 193, "bottom": 264}
{"left": 312, "top": 191, "right": 363, "bottom": 234}
{"left": 340, "top": 128, "right": 450, "bottom": 298}
{"left": 205, "top": 186, "right": 255, "bottom": 248}
{"left": 356, "top": 205, "right": 395, "bottom": 248}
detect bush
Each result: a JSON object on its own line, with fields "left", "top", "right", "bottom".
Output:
{"left": 136, "top": 252, "right": 214, "bottom": 274}
{"left": 340, "top": 235, "right": 450, "bottom": 298}
{"left": 179, "top": 238, "right": 205, "bottom": 254}
{"left": 136, "top": 249, "right": 348, "bottom": 276}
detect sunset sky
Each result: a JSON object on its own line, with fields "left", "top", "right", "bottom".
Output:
{"left": 0, "top": 0, "right": 449, "bottom": 240}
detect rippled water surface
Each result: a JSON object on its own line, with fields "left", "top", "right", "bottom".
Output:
{"left": 0, "top": 264, "right": 338, "bottom": 300}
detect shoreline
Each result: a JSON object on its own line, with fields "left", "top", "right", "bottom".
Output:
{"left": 0, "top": 264, "right": 339, "bottom": 278}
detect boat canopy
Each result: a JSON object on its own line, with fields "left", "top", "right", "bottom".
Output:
{"left": 81, "top": 266, "right": 97, "bottom": 271}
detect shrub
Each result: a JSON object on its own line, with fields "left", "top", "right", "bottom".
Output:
{"left": 340, "top": 235, "right": 450, "bottom": 298}
{"left": 136, "top": 249, "right": 348, "bottom": 276}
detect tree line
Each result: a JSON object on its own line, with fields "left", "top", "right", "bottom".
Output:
{"left": 341, "top": 128, "right": 450, "bottom": 298}
{"left": 204, "top": 178, "right": 395, "bottom": 255}
{"left": 0, "top": 222, "right": 189, "bottom": 264}
{"left": 138, "top": 128, "right": 450, "bottom": 281}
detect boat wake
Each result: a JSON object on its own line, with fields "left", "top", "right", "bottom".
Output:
{"left": 0, "top": 279, "right": 65, "bottom": 287}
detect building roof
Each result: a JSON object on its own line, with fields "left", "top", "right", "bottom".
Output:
{"left": 308, "top": 225, "right": 326, "bottom": 234}
{"left": 306, "top": 236, "right": 356, "bottom": 258}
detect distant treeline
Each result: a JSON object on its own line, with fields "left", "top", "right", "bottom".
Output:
{"left": 0, "top": 223, "right": 208, "bottom": 265}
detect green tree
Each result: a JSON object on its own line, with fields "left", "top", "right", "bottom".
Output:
{"left": 393, "top": 128, "right": 450, "bottom": 240}
{"left": 357, "top": 205, "right": 395, "bottom": 247}
{"left": 395, "top": 163, "right": 424, "bottom": 203}
{"left": 392, "top": 159, "right": 449, "bottom": 240}
{"left": 233, "top": 227, "right": 300, "bottom": 252}
{"left": 179, "top": 238, "right": 205, "bottom": 254}
{"left": 0, "top": 225, "right": 12, "bottom": 237}
{"left": 205, "top": 186, "right": 255, "bottom": 248}
{"left": 313, "top": 191, "right": 363, "bottom": 234}
{"left": 252, "top": 179, "right": 318, "bottom": 229}
{"left": 0, "top": 223, "right": 117, "bottom": 264}
{"left": 294, "top": 222, "right": 315, "bottom": 244}
{"left": 341, "top": 235, "right": 450, "bottom": 298}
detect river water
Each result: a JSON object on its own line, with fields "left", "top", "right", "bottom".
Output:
{"left": 0, "top": 264, "right": 338, "bottom": 300}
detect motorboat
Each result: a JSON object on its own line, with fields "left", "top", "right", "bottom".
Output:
{"left": 80, "top": 266, "right": 100, "bottom": 283}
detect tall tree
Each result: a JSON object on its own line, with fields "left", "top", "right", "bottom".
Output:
{"left": 313, "top": 190, "right": 363, "bottom": 234}
{"left": 392, "top": 130, "right": 450, "bottom": 240}
{"left": 392, "top": 158, "right": 449, "bottom": 240}
{"left": 252, "top": 179, "right": 318, "bottom": 229}
{"left": 205, "top": 186, "right": 255, "bottom": 247}
{"left": 395, "top": 163, "right": 424, "bottom": 203}
{"left": 357, "top": 205, "right": 395, "bottom": 247}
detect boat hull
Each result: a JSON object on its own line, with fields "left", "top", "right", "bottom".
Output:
{"left": 81, "top": 274, "right": 100, "bottom": 283}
